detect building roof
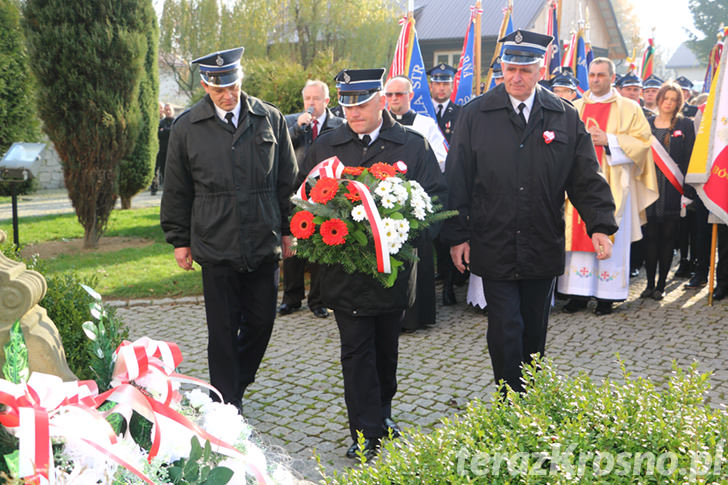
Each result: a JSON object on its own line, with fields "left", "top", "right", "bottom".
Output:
{"left": 414, "top": 0, "right": 544, "bottom": 41}
{"left": 666, "top": 43, "right": 702, "bottom": 69}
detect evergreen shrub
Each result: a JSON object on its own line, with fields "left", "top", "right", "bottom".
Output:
{"left": 323, "top": 357, "right": 728, "bottom": 484}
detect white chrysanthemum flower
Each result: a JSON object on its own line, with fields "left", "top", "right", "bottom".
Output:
{"left": 351, "top": 205, "right": 367, "bottom": 222}
{"left": 186, "top": 388, "right": 213, "bottom": 409}
{"left": 382, "top": 217, "right": 395, "bottom": 229}
{"left": 201, "top": 401, "right": 248, "bottom": 446}
{"left": 395, "top": 219, "right": 410, "bottom": 237}
{"left": 381, "top": 195, "right": 396, "bottom": 209}
{"left": 414, "top": 207, "right": 426, "bottom": 220}
{"left": 374, "top": 182, "right": 391, "bottom": 197}
{"left": 387, "top": 239, "right": 403, "bottom": 254}
{"left": 392, "top": 185, "right": 409, "bottom": 204}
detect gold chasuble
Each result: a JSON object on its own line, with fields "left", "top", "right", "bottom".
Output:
{"left": 566, "top": 90, "right": 659, "bottom": 250}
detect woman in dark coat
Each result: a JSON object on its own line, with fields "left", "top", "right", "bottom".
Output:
{"left": 642, "top": 83, "right": 696, "bottom": 299}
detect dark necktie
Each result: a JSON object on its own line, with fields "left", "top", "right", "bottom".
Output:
{"left": 361, "top": 134, "right": 371, "bottom": 147}
{"left": 225, "top": 112, "right": 236, "bottom": 130}
{"left": 517, "top": 102, "right": 527, "bottom": 128}
{"left": 311, "top": 119, "right": 318, "bottom": 141}
{"left": 437, "top": 104, "right": 443, "bottom": 122}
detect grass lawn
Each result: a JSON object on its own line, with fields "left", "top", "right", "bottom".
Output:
{"left": 0, "top": 207, "right": 204, "bottom": 299}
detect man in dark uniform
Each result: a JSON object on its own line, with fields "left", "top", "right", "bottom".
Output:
{"left": 676, "top": 76, "right": 698, "bottom": 118}
{"left": 550, "top": 68, "right": 578, "bottom": 101}
{"left": 490, "top": 58, "right": 504, "bottom": 88}
{"left": 160, "top": 47, "right": 297, "bottom": 412}
{"left": 279, "top": 80, "right": 344, "bottom": 318}
{"left": 443, "top": 30, "right": 617, "bottom": 394}
{"left": 151, "top": 103, "right": 175, "bottom": 195}
{"left": 427, "top": 64, "right": 460, "bottom": 144}
{"left": 642, "top": 74, "right": 663, "bottom": 115}
{"left": 301, "top": 68, "right": 445, "bottom": 459}
{"left": 427, "top": 63, "right": 463, "bottom": 304}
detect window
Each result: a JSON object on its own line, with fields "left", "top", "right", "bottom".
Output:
{"left": 434, "top": 51, "right": 460, "bottom": 68}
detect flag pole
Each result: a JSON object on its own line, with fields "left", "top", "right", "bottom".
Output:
{"left": 709, "top": 224, "right": 717, "bottom": 306}
{"left": 485, "top": 0, "right": 511, "bottom": 90}
{"left": 474, "top": 0, "right": 482, "bottom": 95}
{"left": 408, "top": 0, "right": 414, "bottom": 19}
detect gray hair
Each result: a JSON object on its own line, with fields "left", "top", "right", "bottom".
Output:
{"left": 302, "top": 79, "right": 329, "bottom": 99}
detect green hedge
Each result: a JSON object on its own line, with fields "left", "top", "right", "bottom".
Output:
{"left": 323, "top": 357, "right": 728, "bottom": 484}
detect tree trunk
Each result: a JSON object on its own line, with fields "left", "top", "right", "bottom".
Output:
{"left": 120, "top": 196, "right": 132, "bottom": 210}
{"left": 83, "top": 225, "right": 100, "bottom": 249}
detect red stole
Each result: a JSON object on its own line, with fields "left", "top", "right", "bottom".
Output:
{"left": 567, "top": 101, "right": 613, "bottom": 252}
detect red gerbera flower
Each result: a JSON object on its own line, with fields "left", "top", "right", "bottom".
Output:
{"left": 320, "top": 218, "right": 348, "bottom": 245}
{"left": 310, "top": 177, "right": 339, "bottom": 204}
{"left": 344, "top": 182, "right": 361, "bottom": 202}
{"left": 369, "top": 162, "right": 397, "bottom": 180}
{"left": 290, "top": 210, "right": 316, "bottom": 239}
{"left": 343, "top": 166, "right": 366, "bottom": 176}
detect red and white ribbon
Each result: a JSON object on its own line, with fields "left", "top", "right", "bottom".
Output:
{"left": 651, "top": 135, "right": 684, "bottom": 195}
{"left": 295, "top": 156, "right": 392, "bottom": 274}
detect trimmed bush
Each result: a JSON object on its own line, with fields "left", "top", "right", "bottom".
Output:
{"left": 0, "top": 246, "right": 128, "bottom": 381}
{"left": 322, "top": 357, "right": 728, "bottom": 484}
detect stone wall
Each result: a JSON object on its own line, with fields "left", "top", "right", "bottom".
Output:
{"left": 35, "top": 142, "right": 65, "bottom": 190}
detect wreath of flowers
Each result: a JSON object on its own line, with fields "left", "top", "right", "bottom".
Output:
{"left": 290, "top": 158, "right": 456, "bottom": 287}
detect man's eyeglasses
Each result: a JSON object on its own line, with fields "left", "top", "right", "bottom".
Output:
{"left": 384, "top": 92, "right": 408, "bottom": 97}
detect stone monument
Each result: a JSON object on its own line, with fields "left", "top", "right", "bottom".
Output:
{"left": 0, "top": 229, "right": 76, "bottom": 380}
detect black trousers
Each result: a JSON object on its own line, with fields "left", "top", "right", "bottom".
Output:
{"left": 692, "top": 198, "right": 712, "bottom": 278}
{"left": 401, "top": 241, "right": 436, "bottom": 330}
{"left": 718, "top": 224, "right": 728, "bottom": 287}
{"left": 334, "top": 310, "right": 403, "bottom": 441}
{"left": 643, "top": 219, "right": 679, "bottom": 291}
{"left": 281, "top": 256, "right": 322, "bottom": 307}
{"left": 482, "top": 278, "right": 555, "bottom": 393}
{"left": 201, "top": 262, "right": 278, "bottom": 404}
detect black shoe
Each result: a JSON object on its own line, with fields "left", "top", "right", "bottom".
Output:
{"left": 713, "top": 286, "right": 727, "bottom": 300}
{"left": 345, "top": 438, "right": 380, "bottom": 460}
{"left": 630, "top": 268, "right": 640, "bottom": 277}
{"left": 563, "top": 299, "right": 588, "bottom": 313}
{"left": 673, "top": 259, "right": 692, "bottom": 278}
{"left": 278, "top": 302, "right": 301, "bottom": 315}
{"left": 640, "top": 287, "right": 655, "bottom": 298}
{"left": 311, "top": 306, "right": 329, "bottom": 318}
{"left": 651, "top": 289, "right": 664, "bottom": 301}
{"left": 383, "top": 418, "right": 401, "bottom": 439}
{"left": 594, "top": 301, "right": 613, "bottom": 315}
{"left": 684, "top": 275, "right": 707, "bottom": 289}
{"left": 442, "top": 285, "right": 456, "bottom": 306}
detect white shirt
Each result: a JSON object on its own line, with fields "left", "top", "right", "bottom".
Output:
{"left": 588, "top": 88, "right": 633, "bottom": 166}
{"left": 359, "top": 120, "right": 383, "bottom": 145}
{"left": 313, "top": 111, "right": 327, "bottom": 128}
{"left": 508, "top": 91, "right": 536, "bottom": 122}
{"left": 432, "top": 99, "right": 451, "bottom": 114}
{"left": 214, "top": 100, "right": 241, "bottom": 127}
{"left": 410, "top": 114, "right": 448, "bottom": 172}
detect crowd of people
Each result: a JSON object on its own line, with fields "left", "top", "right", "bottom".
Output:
{"left": 157, "top": 35, "right": 726, "bottom": 461}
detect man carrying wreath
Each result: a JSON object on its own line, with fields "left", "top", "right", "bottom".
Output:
{"left": 300, "top": 68, "right": 446, "bottom": 459}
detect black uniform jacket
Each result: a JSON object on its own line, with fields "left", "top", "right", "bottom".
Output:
{"left": 161, "top": 93, "right": 298, "bottom": 272}
{"left": 442, "top": 84, "right": 617, "bottom": 280}
{"left": 301, "top": 111, "right": 447, "bottom": 316}
{"left": 436, "top": 101, "right": 461, "bottom": 145}
{"left": 285, "top": 108, "right": 345, "bottom": 164}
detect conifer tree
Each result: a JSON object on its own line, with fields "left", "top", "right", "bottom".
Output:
{"left": 0, "top": 0, "right": 40, "bottom": 196}
{"left": 119, "top": 2, "right": 158, "bottom": 210}
{"left": 23, "top": 0, "right": 147, "bottom": 247}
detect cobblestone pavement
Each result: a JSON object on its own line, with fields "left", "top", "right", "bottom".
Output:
{"left": 113, "top": 272, "right": 728, "bottom": 483}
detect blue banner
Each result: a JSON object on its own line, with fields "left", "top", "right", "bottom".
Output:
{"left": 453, "top": 20, "right": 475, "bottom": 105}
{"left": 408, "top": 31, "right": 438, "bottom": 120}
{"left": 548, "top": 7, "right": 561, "bottom": 77}
{"left": 575, "top": 35, "right": 588, "bottom": 92}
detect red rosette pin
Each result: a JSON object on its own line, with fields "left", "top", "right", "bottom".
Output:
{"left": 672, "top": 130, "right": 683, "bottom": 138}
{"left": 543, "top": 130, "right": 555, "bottom": 144}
